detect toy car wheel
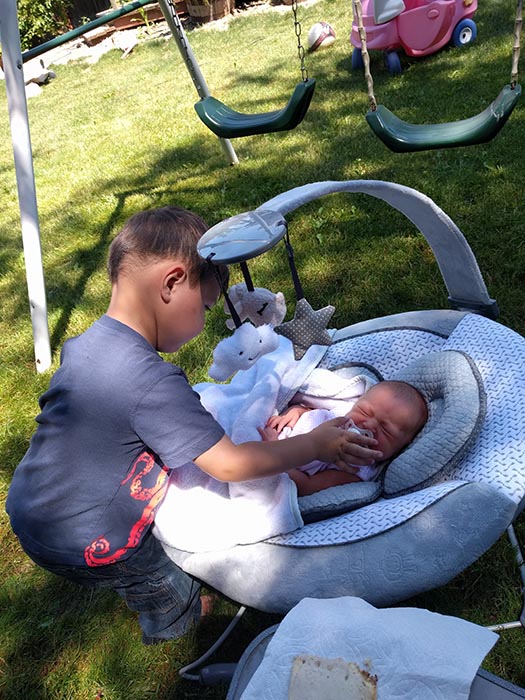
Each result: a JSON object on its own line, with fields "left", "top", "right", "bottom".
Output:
{"left": 384, "top": 50, "right": 402, "bottom": 76}
{"left": 351, "top": 47, "right": 364, "bottom": 71}
{"left": 452, "top": 19, "right": 477, "bottom": 47}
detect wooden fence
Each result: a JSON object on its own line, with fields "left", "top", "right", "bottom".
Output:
{"left": 68, "top": 0, "right": 112, "bottom": 25}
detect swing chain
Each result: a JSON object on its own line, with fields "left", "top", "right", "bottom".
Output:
{"left": 292, "top": 0, "right": 308, "bottom": 82}
{"left": 166, "top": 0, "right": 204, "bottom": 98}
{"left": 511, "top": 0, "right": 522, "bottom": 88}
{"left": 353, "top": 0, "right": 377, "bottom": 111}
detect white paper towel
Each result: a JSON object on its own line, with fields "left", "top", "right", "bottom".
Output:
{"left": 240, "top": 597, "right": 498, "bottom": 700}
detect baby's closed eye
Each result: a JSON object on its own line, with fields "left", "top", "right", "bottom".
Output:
{"left": 380, "top": 423, "right": 392, "bottom": 437}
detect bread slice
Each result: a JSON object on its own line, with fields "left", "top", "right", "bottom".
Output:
{"left": 288, "top": 654, "right": 377, "bottom": 700}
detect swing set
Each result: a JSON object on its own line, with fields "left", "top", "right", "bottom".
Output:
{"left": 353, "top": 0, "right": 523, "bottom": 152}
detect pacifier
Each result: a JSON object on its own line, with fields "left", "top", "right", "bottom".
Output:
{"left": 346, "top": 418, "right": 374, "bottom": 439}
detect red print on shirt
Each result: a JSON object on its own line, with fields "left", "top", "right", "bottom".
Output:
{"left": 84, "top": 451, "right": 169, "bottom": 566}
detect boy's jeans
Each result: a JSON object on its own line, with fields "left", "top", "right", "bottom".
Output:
{"left": 24, "top": 532, "right": 201, "bottom": 644}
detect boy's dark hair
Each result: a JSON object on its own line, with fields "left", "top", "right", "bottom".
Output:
{"left": 107, "top": 206, "right": 229, "bottom": 287}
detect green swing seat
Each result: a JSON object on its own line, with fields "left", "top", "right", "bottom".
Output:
{"left": 366, "top": 83, "right": 522, "bottom": 153}
{"left": 194, "top": 78, "right": 316, "bottom": 139}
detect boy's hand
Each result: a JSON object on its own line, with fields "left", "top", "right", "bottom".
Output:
{"left": 311, "top": 417, "right": 383, "bottom": 470}
{"left": 266, "top": 405, "right": 310, "bottom": 433}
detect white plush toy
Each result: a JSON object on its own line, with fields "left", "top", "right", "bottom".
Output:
{"left": 209, "top": 323, "right": 280, "bottom": 382}
{"left": 225, "top": 283, "right": 287, "bottom": 330}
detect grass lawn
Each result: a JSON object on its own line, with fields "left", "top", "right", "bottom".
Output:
{"left": 1, "top": 0, "right": 525, "bottom": 697}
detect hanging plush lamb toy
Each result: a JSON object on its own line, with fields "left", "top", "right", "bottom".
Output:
{"left": 208, "top": 263, "right": 286, "bottom": 381}
{"left": 209, "top": 322, "right": 280, "bottom": 382}
{"left": 224, "top": 283, "right": 287, "bottom": 330}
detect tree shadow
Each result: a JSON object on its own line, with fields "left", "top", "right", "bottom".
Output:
{"left": 1, "top": 567, "right": 129, "bottom": 699}
{"left": 0, "top": 550, "right": 280, "bottom": 700}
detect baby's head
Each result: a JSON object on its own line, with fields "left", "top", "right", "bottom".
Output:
{"left": 347, "top": 380, "right": 427, "bottom": 461}
{"left": 107, "top": 205, "right": 229, "bottom": 290}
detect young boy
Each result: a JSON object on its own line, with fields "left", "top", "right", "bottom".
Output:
{"left": 6, "top": 205, "right": 383, "bottom": 644}
{"left": 260, "top": 380, "right": 427, "bottom": 496}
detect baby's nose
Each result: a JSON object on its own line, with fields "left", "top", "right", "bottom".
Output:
{"left": 360, "top": 419, "right": 376, "bottom": 433}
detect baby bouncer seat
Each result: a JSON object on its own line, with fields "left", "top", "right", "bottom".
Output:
{"left": 156, "top": 180, "right": 525, "bottom": 616}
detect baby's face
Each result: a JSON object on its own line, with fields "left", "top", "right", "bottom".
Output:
{"left": 347, "top": 384, "right": 426, "bottom": 461}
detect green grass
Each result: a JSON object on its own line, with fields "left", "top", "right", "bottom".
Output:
{"left": 1, "top": 0, "right": 525, "bottom": 696}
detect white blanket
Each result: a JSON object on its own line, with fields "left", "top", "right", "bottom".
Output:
{"left": 153, "top": 336, "right": 371, "bottom": 553}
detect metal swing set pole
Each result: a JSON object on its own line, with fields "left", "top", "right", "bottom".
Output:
{"left": 157, "top": 0, "right": 239, "bottom": 165}
{"left": 0, "top": 0, "right": 52, "bottom": 373}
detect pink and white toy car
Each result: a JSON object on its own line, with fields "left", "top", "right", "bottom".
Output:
{"left": 351, "top": 0, "right": 478, "bottom": 74}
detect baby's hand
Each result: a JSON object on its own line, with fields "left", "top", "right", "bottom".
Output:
{"left": 311, "top": 417, "right": 383, "bottom": 470}
{"left": 258, "top": 425, "right": 279, "bottom": 442}
{"left": 266, "top": 405, "right": 310, "bottom": 433}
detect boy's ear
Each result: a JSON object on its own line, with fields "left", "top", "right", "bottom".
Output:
{"left": 161, "top": 265, "right": 187, "bottom": 303}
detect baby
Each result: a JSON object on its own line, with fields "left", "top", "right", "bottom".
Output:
{"left": 260, "top": 380, "right": 428, "bottom": 496}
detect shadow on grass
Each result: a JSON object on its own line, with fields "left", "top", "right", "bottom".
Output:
{"left": 47, "top": 203, "right": 122, "bottom": 353}
{"left": 1, "top": 571, "right": 127, "bottom": 699}
{"left": 1, "top": 557, "right": 281, "bottom": 700}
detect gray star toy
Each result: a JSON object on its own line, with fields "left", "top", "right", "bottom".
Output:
{"left": 275, "top": 298, "right": 335, "bottom": 360}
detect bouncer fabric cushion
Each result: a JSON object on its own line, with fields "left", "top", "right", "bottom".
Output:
{"left": 298, "top": 481, "right": 383, "bottom": 524}
{"left": 383, "top": 350, "right": 486, "bottom": 497}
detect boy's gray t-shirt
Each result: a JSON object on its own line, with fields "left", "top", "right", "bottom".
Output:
{"left": 6, "top": 315, "right": 225, "bottom": 567}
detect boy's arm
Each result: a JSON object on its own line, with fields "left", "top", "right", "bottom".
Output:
{"left": 194, "top": 419, "right": 382, "bottom": 483}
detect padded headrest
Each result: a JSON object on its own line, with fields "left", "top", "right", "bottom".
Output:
{"left": 383, "top": 350, "right": 486, "bottom": 497}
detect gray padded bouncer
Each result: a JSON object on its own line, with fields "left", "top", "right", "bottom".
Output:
{"left": 160, "top": 181, "right": 525, "bottom": 614}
